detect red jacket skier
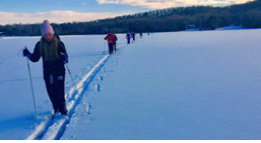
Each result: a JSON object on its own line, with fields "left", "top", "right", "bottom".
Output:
{"left": 104, "top": 32, "right": 115, "bottom": 54}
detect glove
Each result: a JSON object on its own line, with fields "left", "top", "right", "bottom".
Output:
{"left": 64, "top": 54, "right": 68, "bottom": 63}
{"left": 23, "top": 48, "right": 30, "bottom": 57}
{"left": 61, "top": 52, "right": 68, "bottom": 63}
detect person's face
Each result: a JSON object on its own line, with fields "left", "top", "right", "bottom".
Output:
{"left": 44, "top": 33, "right": 54, "bottom": 42}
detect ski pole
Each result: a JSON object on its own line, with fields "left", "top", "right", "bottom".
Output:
{"left": 25, "top": 50, "right": 37, "bottom": 117}
{"left": 64, "top": 61, "right": 87, "bottom": 114}
{"left": 103, "top": 40, "right": 106, "bottom": 54}
{"left": 59, "top": 48, "right": 87, "bottom": 114}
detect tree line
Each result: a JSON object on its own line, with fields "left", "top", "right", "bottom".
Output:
{"left": 1, "top": 0, "right": 261, "bottom": 36}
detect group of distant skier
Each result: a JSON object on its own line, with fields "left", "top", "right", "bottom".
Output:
{"left": 22, "top": 19, "right": 145, "bottom": 116}
{"left": 125, "top": 32, "right": 137, "bottom": 44}
{"left": 104, "top": 31, "right": 139, "bottom": 54}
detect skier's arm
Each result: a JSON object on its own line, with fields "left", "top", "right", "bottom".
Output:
{"left": 59, "top": 42, "right": 69, "bottom": 63}
{"left": 28, "top": 42, "right": 41, "bottom": 62}
{"left": 104, "top": 35, "right": 109, "bottom": 40}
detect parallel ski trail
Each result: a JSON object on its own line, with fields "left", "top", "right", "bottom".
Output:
{"left": 26, "top": 44, "right": 127, "bottom": 140}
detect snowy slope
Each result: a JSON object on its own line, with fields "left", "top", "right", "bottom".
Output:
{"left": 62, "top": 30, "right": 261, "bottom": 140}
{"left": 1, "top": 29, "right": 261, "bottom": 140}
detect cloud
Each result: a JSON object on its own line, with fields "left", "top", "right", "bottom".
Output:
{"left": 0, "top": 11, "right": 125, "bottom": 25}
{"left": 97, "top": 0, "right": 253, "bottom": 9}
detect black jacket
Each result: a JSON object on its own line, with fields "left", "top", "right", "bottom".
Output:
{"left": 29, "top": 37, "right": 68, "bottom": 75}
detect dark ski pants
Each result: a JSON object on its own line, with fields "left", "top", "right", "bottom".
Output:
{"left": 44, "top": 72, "right": 67, "bottom": 115}
{"left": 127, "top": 38, "right": 130, "bottom": 44}
{"left": 108, "top": 43, "right": 114, "bottom": 54}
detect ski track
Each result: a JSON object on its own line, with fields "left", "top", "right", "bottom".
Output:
{"left": 26, "top": 43, "right": 128, "bottom": 140}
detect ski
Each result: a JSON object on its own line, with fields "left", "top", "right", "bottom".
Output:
{"left": 41, "top": 113, "right": 69, "bottom": 140}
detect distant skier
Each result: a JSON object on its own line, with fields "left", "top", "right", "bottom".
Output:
{"left": 126, "top": 32, "right": 131, "bottom": 44}
{"left": 104, "top": 32, "right": 115, "bottom": 54}
{"left": 131, "top": 32, "right": 135, "bottom": 41}
{"left": 113, "top": 33, "right": 118, "bottom": 52}
{"left": 140, "top": 33, "right": 143, "bottom": 38}
{"left": 23, "top": 20, "right": 68, "bottom": 115}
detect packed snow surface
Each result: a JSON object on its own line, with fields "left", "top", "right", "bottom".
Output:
{"left": 1, "top": 30, "right": 261, "bottom": 140}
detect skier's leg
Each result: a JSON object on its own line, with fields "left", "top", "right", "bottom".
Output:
{"left": 55, "top": 73, "right": 67, "bottom": 115}
{"left": 109, "top": 43, "right": 113, "bottom": 54}
{"left": 44, "top": 74, "right": 59, "bottom": 112}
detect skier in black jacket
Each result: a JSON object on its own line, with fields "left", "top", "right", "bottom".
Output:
{"left": 23, "top": 20, "right": 68, "bottom": 115}
{"left": 131, "top": 32, "right": 135, "bottom": 41}
{"left": 113, "top": 34, "right": 118, "bottom": 52}
{"left": 126, "top": 32, "right": 131, "bottom": 44}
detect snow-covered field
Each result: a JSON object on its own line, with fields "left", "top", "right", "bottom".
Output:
{"left": 1, "top": 29, "right": 261, "bottom": 140}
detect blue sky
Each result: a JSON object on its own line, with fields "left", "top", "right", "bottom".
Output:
{"left": 0, "top": 0, "right": 252, "bottom": 25}
{"left": 0, "top": 0, "right": 150, "bottom": 13}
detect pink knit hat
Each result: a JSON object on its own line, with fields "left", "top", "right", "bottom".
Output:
{"left": 41, "top": 20, "right": 54, "bottom": 35}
